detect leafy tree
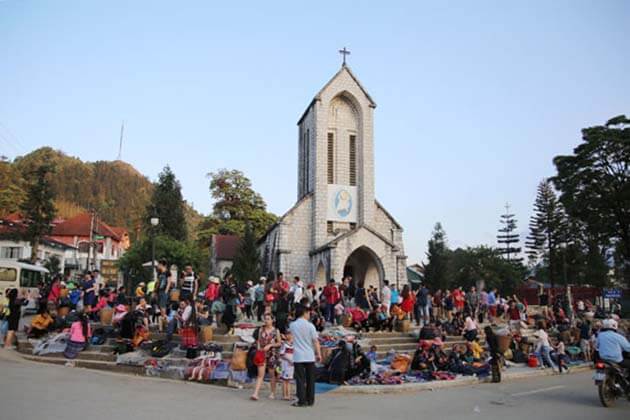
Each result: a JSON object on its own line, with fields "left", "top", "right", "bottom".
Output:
{"left": 448, "top": 246, "right": 525, "bottom": 295}
{"left": 146, "top": 165, "right": 187, "bottom": 241}
{"left": 198, "top": 169, "right": 277, "bottom": 242}
{"left": 552, "top": 115, "right": 630, "bottom": 285}
{"left": 497, "top": 203, "right": 523, "bottom": 264}
{"left": 20, "top": 163, "right": 56, "bottom": 262}
{"left": 44, "top": 255, "right": 62, "bottom": 276}
{"left": 231, "top": 225, "right": 260, "bottom": 287}
{"left": 525, "top": 179, "right": 567, "bottom": 287}
{"left": 423, "top": 223, "right": 451, "bottom": 291}
{"left": 117, "top": 235, "right": 204, "bottom": 283}
{"left": 0, "top": 159, "right": 26, "bottom": 215}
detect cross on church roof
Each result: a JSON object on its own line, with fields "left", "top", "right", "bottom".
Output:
{"left": 339, "top": 47, "right": 351, "bottom": 66}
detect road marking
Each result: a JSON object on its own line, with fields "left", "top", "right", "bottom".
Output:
{"left": 511, "top": 385, "right": 565, "bottom": 397}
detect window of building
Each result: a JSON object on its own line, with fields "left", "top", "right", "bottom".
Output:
{"left": 349, "top": 134, "right": 357, "bottom": 186}
{"left": 327, "top": 221, "right": 334, "bottom": 234}
{"left": 327, "top": 132, "right": 334, "bottom": 184}
{"left": 350, "top": 223, "right": 357, "bottom": 230}
{"left": 78, "top": 242, "right": 90, "bottom": 253}
{"left": 0, "top": 246, "right": 22, "bottom": 259}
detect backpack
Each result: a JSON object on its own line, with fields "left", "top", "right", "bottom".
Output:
{"left": 150, "top": 340, "right": 171, "bottom": 358}
{"left": 90, "top": 328, "right": 107, "bottom": 345}
{"left": 113, "top": 340, "right": 133, "bottom": 355}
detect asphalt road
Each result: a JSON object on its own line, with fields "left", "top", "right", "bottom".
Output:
{"left": 0, "top": 350, "right": 627, "bottom": 420}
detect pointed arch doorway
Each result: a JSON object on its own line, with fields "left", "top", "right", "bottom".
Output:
{"left": 343, "top": 246, "right": 384, "bottom": 290}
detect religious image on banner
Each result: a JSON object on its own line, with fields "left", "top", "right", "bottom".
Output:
{"left": 327, "top": 185, "right": 358, "bottom": 223}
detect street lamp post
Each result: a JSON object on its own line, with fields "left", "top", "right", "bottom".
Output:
{"left": 150, "top": 217, "right": 159, "bottom": 282}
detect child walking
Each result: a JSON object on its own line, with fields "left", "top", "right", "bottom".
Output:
{"left": 279, "top": 331, "right": 295, "bottom": 401}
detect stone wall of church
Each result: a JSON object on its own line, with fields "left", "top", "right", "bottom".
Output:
{"left": 372, "top": 203, "right": 398, "bottom": 244}
{"left": 259, "top": 196, "right": 314, "bottom": 281}
{"left": 298, "top": 107, "right": 316, "bottom": 201}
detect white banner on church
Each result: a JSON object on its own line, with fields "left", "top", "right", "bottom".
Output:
{"left": 327, "top": 184, "right": 358, "bottom": 223}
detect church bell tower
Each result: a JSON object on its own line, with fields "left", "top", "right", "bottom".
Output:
{"left": 296, "top": 61, "right": 377, "bottom": 249}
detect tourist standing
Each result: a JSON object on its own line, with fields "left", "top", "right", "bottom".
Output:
{"left": 251, "top": 314, "right": 281, "bottom": 401}
{"left": 323, "top": 279, "right": 340, "bottom": 324}
{"left": 289, "top": 304, "right": 322, "bottom": 407}
{"left": 354, "top": 279, "right": 372, "bottom": 311}
{"left": 400, "top": 285, "right": 415, "bottom": 319}
{"left": 180, "top": 265, "right": 199, "bottom": 302}
{"left": 415, "top": 284, "right": 430, "bottom": 327}
{"left": 484, "top": 326, "right": 501, "bottom": 383}
{"left": 381, "top": 280, "right": 391, "bottom": 317}
{"left": 81, "top": 272, "right": 96, "bottom": 313}
{"left": 156, "top": 259, "right": 172, "bottom": 323}
{"left": 254, "top": 278, "right": 265, "bottom": 321}
{"left": 3, "top": 289, "right": 23, "bottom": 349}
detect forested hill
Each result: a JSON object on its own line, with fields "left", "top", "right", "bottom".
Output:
{"left": 0, "top": 147, "right": 203, "bottom": 239}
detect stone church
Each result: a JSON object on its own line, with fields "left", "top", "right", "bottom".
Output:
{"left": 259, "top": 63, "right": 408, "bottom": 289}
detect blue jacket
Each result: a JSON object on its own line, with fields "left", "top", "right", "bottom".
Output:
{"left": 596, "top": 330, "right": 630, "bottom": 363}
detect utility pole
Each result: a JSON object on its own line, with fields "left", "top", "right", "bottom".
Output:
{"left": 86, "top": 209, "right": 95, "bottom": 271}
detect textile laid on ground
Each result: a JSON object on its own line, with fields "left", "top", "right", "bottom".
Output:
{"left": 32, "top": 333, "right": 70, "bottom": 356}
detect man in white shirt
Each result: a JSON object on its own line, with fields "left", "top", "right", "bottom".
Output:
{"left": 289, "top": 304, "right": 322, "bottom": 407}
{"left": 381, "top": 280, "right": 392, "bottom": 316}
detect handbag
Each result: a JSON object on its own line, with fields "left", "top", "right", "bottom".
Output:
{"left": 253, "top": 350, "right": 266, "bottom": 367}
{"left": 231, "top": 347, "right": 248, "bottom": 370}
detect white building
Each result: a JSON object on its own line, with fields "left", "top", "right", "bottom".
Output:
{"left": 259, "top": 63, "right": 408, "bottom": 289}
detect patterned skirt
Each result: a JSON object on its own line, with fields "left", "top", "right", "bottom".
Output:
{"left": 64, "top": 340, "right": 86, "bottom": 359}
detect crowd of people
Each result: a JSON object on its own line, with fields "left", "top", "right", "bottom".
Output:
{"left": 1, "top": 261, "right": 628, "bottom": 405}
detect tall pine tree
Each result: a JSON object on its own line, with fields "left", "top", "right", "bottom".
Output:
{"left": 497, "top": 203, "right": 523, "bottom": 264}
{"left": 526, "top": 179, "right": 567, "bottom": 287}
{"left": 20, "top": 163, "right": 56, "bottom": 262}
{"left": 231, "top": 224, "right": 260, "bottom": 287}
{"left": 423, "top": 222, "right": 451, "bottom": 291}
{"left": 146, "top": 165, "right": 187, "bottom": 241}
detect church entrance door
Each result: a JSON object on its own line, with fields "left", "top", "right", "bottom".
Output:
{"left": 343, "top": 246, "right": 383, "bottom": 290}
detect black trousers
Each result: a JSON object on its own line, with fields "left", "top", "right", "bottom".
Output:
{"left": 294, "top": 362, "right": 316, "bottom": 406}
{"left": 255, "top": 301, "right": 265, "bottom": 321}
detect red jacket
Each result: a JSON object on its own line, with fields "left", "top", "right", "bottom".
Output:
{"left": 401, "top": 294, "right": 415, "bottom": 313}
{"left": 323, "top": 285, "right": 340, "bottom": 305}
{"left": 205, "top": 283, "right": 220, "bottom": 301}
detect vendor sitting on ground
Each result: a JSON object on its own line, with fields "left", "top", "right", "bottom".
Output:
{"left": 28, "top": 304, "right": 55, "bottom": 338}
{"left": 135, "top": 282, "right": 146, "bottom": 299}
{"left": 89, "top": 290, "right": 111, "bottom": 320}
{"left": 349, "top": 307, "right": 369, "bottom": 332}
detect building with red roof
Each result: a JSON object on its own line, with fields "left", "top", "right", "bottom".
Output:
{"left": 209, "top": 234, "right": 240, "bottom": 278}
{"left": 0, "top": 214, "right": 76, "bottom": 272}
{"left": 49, "top": 212, "right": 130, "bottom": 274}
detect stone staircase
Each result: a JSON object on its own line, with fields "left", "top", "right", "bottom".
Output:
{"left": 15, "top": 327, "right": 243, "bottom": 374}
{"left": 363, "top": 330, "right": 477, "bottom": 358}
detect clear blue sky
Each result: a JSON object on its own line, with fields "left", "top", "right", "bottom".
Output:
{"left": 1, "top": 1, "right": 629, "bottom": 264}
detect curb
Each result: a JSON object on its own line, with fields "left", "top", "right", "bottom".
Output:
{"left": 329, "top": 364, "right": 592, "bottom": 395}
